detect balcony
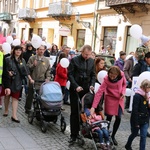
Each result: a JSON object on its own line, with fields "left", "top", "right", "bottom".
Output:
{"left": 106, "top": 0, "right": 150, "bottom": 14}
{"left": 18, "top": 8, "right": 36, "bottom": 22}
{"left": 47, "top": 1, "right": 73, "bottom": 20}
{"left": 0, "top": 13, "right": 13, "bottom": 22}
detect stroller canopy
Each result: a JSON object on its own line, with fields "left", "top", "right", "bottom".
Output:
{"left": 40, "top": 81, "right": 63, "bottom": 102}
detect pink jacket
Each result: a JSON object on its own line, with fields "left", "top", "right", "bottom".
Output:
{"left": 92, "top": 72, "right": 126, "bottom": 116}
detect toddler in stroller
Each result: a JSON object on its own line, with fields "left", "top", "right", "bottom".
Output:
{"left": 84, "top": 108, "right": 110, "bottom": 150}
{"left": 80, "top": 92, "right": 115, "bottom": 150}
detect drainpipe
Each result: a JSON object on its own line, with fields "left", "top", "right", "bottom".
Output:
{"left": 92, "top": 0, "right": 99, "bottom": 52}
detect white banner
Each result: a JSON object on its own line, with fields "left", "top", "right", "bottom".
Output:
{"left": 129, "top": 76, "right": 139, "bottom": 111}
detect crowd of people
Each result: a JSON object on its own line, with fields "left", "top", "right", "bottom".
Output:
{"left": 0, "top": 33, "right": 150, "bottom": 150}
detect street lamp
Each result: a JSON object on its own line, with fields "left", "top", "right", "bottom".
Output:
{"left": 75, "top": 12, "right": 91, "bottom": 28}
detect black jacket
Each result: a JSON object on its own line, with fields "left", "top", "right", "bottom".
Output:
{"left": 2, "top": 56, "right": 29, "bottom": 92}
{"left": 132, "top": 60, "right": 147, "bottom": 77}
{"left": 23, "top": 50, "right": 35, "bottom": 63}
{"left": 131, "top": 93, "right": 149, "bottom": 126}
{"left": 68, "top": 54, "right": 96, "bottom": 90}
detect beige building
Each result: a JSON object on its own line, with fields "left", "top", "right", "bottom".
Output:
{"left": 95, "top": 0, "right": 150, "bottom": 58}
{"left": 0, "top": 0, "right": 19, "bottom": 36}
{"left": 1, "top": 0, "right": 150, "bottom": 58}
{"left": 18, "top": 0, "right": 96, "bottom": 50}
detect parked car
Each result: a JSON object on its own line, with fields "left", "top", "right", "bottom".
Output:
{"left": 96, "top": 54, "right": 115, "bottom": 70}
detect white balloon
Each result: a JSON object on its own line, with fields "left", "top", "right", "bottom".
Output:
{"left": 136, "top": 71, "right": 150, "bottom": 87}
{"left": 94, "top": 82, "right": 100, "bottom": 94}
{"left": 46, "top": 43, "right": 52, "bottom": 49}
{"left": 12, "top": 39, "right": 21, "bottom": 46}
{"left": 6, "top": 36, "right": 13, "bottom": 44}
{"left": 2, "top": 42, "right": 11, "bottom": 54}
{"left": 130, "top": 24, "right": 142, "bottom": 39}
{"left": 31, "top": 35, "right": 42, "bottom": 49}
{"left": 97, "top": 70, "right": 107, "bottom": 84}
{"left": 60, "top": 58, "right": 69, "bottom": 68}
{"left": 42, "top": 41, "right": 47, "bottom": 46}
{"left": 66, "top": 81, "right": 70, "bottom": 90}
{"left": 125, "top": 88, "right": 132, "bottom": 96}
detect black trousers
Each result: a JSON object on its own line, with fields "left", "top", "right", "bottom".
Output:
{"left": 70, "top": 87, "right": 89, "bottom": 138}
{"left": 25, "top": 83, "right": 39, "bottom": 111}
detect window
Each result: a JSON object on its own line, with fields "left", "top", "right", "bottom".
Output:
{"left": 76, "top": 29, "right": 85, "bottom": 50}
{"left": 3, "top": 28, "right": 6, "bottom": 37}
{"left": 125, "top": 26, "right": 140, "bottom": 54}
{"left": 61, "top": 36, "right": 67, "bottom": 46}
{"left": 29, "top": 28, "right": 33, "bottom": 41}
{"left": 38, "top": 28, "right": 43, "bottom": 37}
{"left": 103, "top": 27, "right": 117, "bottom": 55}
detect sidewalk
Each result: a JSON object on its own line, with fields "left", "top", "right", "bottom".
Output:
{"left": 0, "top": 94, "right": 150, "bottom": 149}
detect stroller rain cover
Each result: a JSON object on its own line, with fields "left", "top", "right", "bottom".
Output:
{"left": 40, "top": 81, "right": 63, "bottom": 102}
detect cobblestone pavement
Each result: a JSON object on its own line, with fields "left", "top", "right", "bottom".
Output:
{"left": 0, "top": 93, "right": 150, "bottom": 150}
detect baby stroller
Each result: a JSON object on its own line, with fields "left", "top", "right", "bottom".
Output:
{"left": 28, "top": 81, "right": 66, "bottom": 133}
{"left": 79, "top": 92, "right": 116, "bottom": 150}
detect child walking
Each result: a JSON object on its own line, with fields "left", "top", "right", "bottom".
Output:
{"left": 125, "top": 79, "right": 150, "bottom": 150}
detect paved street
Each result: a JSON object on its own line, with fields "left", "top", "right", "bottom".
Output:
{"left": 0, "top": 93, "right": 150, "bottom": 150}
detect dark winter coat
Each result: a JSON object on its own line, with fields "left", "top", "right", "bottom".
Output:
{"left": 3, "top": 56, "right": 29, "bottom": 92}
{"left": 68, "top": 54, "right": 96, "bottom": 90}
{"left": 131, "top": 93, "right": 149, "bottom": 126}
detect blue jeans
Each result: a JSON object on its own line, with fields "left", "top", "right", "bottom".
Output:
{"left": 126, "top": 123, "right": 148, "bottom": 150}
{"left": 95, "top": 128, "right": 109, "bottom": 144}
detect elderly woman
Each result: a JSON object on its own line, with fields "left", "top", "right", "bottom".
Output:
{"left": 1, "top": 45, "right": 34, "bottom": 123}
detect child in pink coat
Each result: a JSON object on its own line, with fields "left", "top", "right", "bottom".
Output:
{"left": 90, "top": 66, "right": 126, "bottom": 146}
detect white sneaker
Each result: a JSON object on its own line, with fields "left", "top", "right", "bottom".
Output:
{"left": 0, "top": 105, "right": 2, "bottom": 109}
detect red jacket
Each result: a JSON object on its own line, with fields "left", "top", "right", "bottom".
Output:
{"left": 54, "top": 63, "right": 68, "bottom": 86}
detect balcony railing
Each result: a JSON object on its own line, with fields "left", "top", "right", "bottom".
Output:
{"left": 106, "top": 0, "right": 150, "bottom": 14}
{"left": 18, "top": 8, "right": 36, "bottom": 22}
{"left": 0, "top": 13, "right": 12, "bottom": 21}
{"left": 106, "top": 0, "right": 150, "bottom": 6}
{"left": 47, "top": 1, "right": 73, "bottom": 20}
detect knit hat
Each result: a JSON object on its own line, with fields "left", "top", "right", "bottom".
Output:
{"left": 141, "top": 35, "right": 150, "bottom": 44}
{"left": 135, "top": 47, "right": 145, "bottom": 60}
{"left": 69, "top": 50, "right": 75, "bottom": 55}
{"left": 84, "top": 108, "right": 91, "bottom": 117}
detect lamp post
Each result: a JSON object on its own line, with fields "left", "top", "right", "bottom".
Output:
{"left": 75, "top": 12, "right": 91, "bottom": 28}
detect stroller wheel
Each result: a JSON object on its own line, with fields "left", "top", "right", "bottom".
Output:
{"left": 41, "top": 121, "right": 47, "bottom": 133}
{"left": 28, "top": 111, "right": 34, "bottom": 124}
{"left": 53, "top": 116, "right": 58, "bottom": 124}
{"left": 60, "top": 120, "right": 66, "bottom": 133}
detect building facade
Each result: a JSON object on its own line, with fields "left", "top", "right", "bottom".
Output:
{"left": 95, "top": 0, "right": 150, "bottom": 58}
{"left": 0, "top": 0, "right": 19, "bottom": 37}
{"left": 18, "top": 0, "right": 96, "bottom": 50}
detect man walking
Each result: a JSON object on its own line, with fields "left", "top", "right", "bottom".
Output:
{"left": 25, "top": 45, "right": 50, "bottom": 113}
{"left": 68, "top": 45, "right": 96, "bottom": 143}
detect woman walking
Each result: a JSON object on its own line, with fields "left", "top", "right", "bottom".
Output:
{"left": 90, "top": 66, "right": 126, "bottom": 145}
{"left": 1, "top": 45, "right": 34, "bottom": 123}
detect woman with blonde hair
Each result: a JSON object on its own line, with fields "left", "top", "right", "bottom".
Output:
{"left": 125, "top": 79, "right": 150, "bottom": 150}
